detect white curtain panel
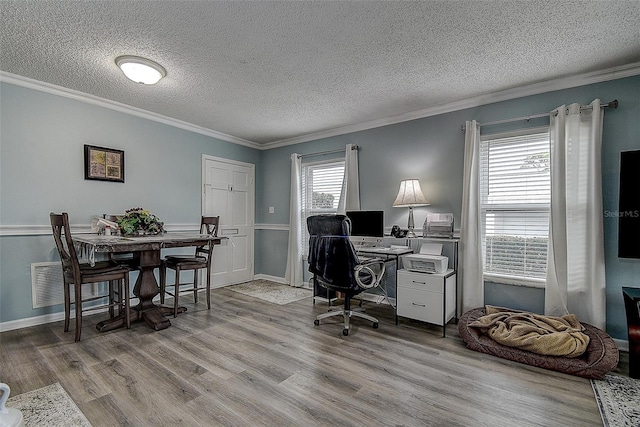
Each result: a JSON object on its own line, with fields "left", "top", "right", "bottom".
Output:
{"left": 460, "top": 120, "right": 484, "bottom": 312}
{"left": 337, "top": 144, "right": 361, "bottom": 214}
{"left": 285, "top": 153, "right": 304, "bottom": 287}
{"left": 545, "top": 99, "right": 606, "bottom": 329}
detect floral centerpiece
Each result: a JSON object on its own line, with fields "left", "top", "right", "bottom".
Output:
{"left": 116, "top": 208, "right": 165, "bottom": 236}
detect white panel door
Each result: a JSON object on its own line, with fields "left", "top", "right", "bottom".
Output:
{"left": 203, "top": 156, "right": 254, "bottom": 287}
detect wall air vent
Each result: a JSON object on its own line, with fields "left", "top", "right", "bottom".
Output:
{"left": 30, "top": 262, "right": 98, "bottom": 308}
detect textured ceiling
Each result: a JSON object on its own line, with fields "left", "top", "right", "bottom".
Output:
{"left": 1, "top": 1, "right": 640, "bottom": 147}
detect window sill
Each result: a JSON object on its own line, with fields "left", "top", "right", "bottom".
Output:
{"left": 483, "top": 273, "right": 545, "bottom": 289}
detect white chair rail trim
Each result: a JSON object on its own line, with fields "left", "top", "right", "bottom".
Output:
{"left": 0, "top": 223, "right": 200, "bottom": 237}
{"left": 254, "top": 223, "right": 289, "bottom": 231}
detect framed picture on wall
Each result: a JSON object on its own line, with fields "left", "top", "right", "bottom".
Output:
{"left": 84, "top": 145, "right": 125, "bottom": 182}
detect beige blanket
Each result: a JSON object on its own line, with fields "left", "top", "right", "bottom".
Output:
{"left": 468, "top": 306, "right": 590, "bottom": 358}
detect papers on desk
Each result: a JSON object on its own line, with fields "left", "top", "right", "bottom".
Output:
{"left": 419, "top": 243, "right": 443, "bottom": 255}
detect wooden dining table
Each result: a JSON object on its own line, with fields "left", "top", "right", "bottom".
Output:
{"left": 73, "top": 232, "right": 222, "bottom": 332}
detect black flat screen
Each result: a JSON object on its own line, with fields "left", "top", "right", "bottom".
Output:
{"left": 346, "top": 211, "right": 384, "bottom": 237}
{"left": 619, "top": 149, "right": 640, "bottom": 258}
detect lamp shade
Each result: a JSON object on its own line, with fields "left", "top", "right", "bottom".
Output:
{"left": 116, "top": 55, "right": 166, "bottom": 85}
{"left": 393, "top": 179, "right": 429, "bottom": 207}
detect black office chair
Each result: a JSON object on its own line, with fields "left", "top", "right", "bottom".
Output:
{"left": 307, "top": 215, "right": 386, "bottom": 336}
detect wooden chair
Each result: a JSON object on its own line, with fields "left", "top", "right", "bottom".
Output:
{"left": 160, "top": 216, "right": 219, "bottom": 317}
{"left": 50, "top": 212, "right": 131, "bottom": 342}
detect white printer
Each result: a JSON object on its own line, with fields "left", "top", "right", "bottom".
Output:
{"left": 401, "top": 243, "right": 448, "bottom": 274}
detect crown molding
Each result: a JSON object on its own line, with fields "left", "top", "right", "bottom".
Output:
{"left": 0, "top": 71, "right": 261, "bottom": 150}
{"left": 260, "top": 61, "right": 640, "bottom": 149}
{"left": 3, "top": 62, "right": 639, "bottom": 152}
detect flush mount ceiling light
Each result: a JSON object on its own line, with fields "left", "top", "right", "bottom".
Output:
{"left": 115, "top": 55, "right": 166, "bottom": 85}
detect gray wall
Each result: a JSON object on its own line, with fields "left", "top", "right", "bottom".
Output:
{"left": 255, "top": 75, "right": 640, "bottom": 340}
{"left": 0, "top": 82, "right": 259, "bottom": 323}
{"left": 2, "top": 75, "right": 639, "bottom": 340}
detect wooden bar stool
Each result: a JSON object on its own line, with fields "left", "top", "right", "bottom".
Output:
{"left": 160, "top": 216, "right": 219, "bottom": 317}
{"left": 50, "top": 212, "right": 131, "bottom": 342}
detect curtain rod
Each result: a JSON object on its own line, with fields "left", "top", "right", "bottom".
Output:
{"left": 461, "top": 99, "right": 618, "bottom": 131}
{"left": 298, "top": 144, "right": 358, "bottom": 159}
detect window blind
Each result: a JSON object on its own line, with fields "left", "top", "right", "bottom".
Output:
{"left": 301, "top": 160, "right": 345, "bottom": 255}
{"left": 480, "top": 130, "right": 550, "bottom": 283}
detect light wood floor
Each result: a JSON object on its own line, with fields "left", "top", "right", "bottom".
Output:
{"left": 0, "top": 287, "right": 629, "bottom": 426}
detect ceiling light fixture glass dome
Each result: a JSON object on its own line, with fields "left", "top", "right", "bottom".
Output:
{"left": 115, "top": 55, "right": 166, "bottom": 85}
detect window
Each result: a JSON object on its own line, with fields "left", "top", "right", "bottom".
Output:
{"left": 480, "top": 128, "right": 550, "bottom": 286}
{"left": 301, "top": 159, "right": 345, "bottom": 255}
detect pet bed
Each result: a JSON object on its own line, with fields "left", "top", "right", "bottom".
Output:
{"left": 458, "top": 307, "right": 619, "bottom": 379}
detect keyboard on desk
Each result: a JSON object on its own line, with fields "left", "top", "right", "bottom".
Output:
{"left": 356, "top": 246, "right": 388, "bottom": 253}
{"left": 354, "top": 246, "right": 411, "bottom": 254}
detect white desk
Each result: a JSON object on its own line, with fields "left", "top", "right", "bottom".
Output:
{"left": 396, "top": 236, "right": 460, "bottom": 319}
{"left": 397, "top": 268, "right": 457, "bottom": 337}
{"left": 355, "top": 246, "right": 413, "bottom": 321}
{"left": 353, "top": 246, "right": 412, "bottom": 256}
{"left": 312, "top": 246, "right": 412, "bottom": 308}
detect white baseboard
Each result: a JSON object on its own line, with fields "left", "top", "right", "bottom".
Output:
{"left": 253, "top": 274, "right": 287, "bottom": 285}
{"left": 0, "top": 298, "right": 143, "bottom": 333}
{"left": 613, "top": 338, "right": 629, "bottom": 352}
{"left": 0, "top": 311, "right": 68, "bottom": 332}
{"left": 0, "top": 307, "right": 117, "bottom": 333}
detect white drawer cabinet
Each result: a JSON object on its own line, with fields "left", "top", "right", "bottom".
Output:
{"left": 397, "top": 269, "right": 456, "bottom": 337}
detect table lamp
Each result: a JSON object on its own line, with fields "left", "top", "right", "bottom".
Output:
{"left": 393, "top": 179, "right": 430, "bottom": 238}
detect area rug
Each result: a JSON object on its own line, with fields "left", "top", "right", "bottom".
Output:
{"left": 229, "top": 280, "right": 311, "bottom": 305}
{"left": 591, "top": 374, "right": 640, "bottom": 426}
{"left": 7, "top": 382, "right": 91, "bottom": 426}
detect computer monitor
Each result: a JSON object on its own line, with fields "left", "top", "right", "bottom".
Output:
{"left": 346, "top": 210, "right": 384, "bottom": 246}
